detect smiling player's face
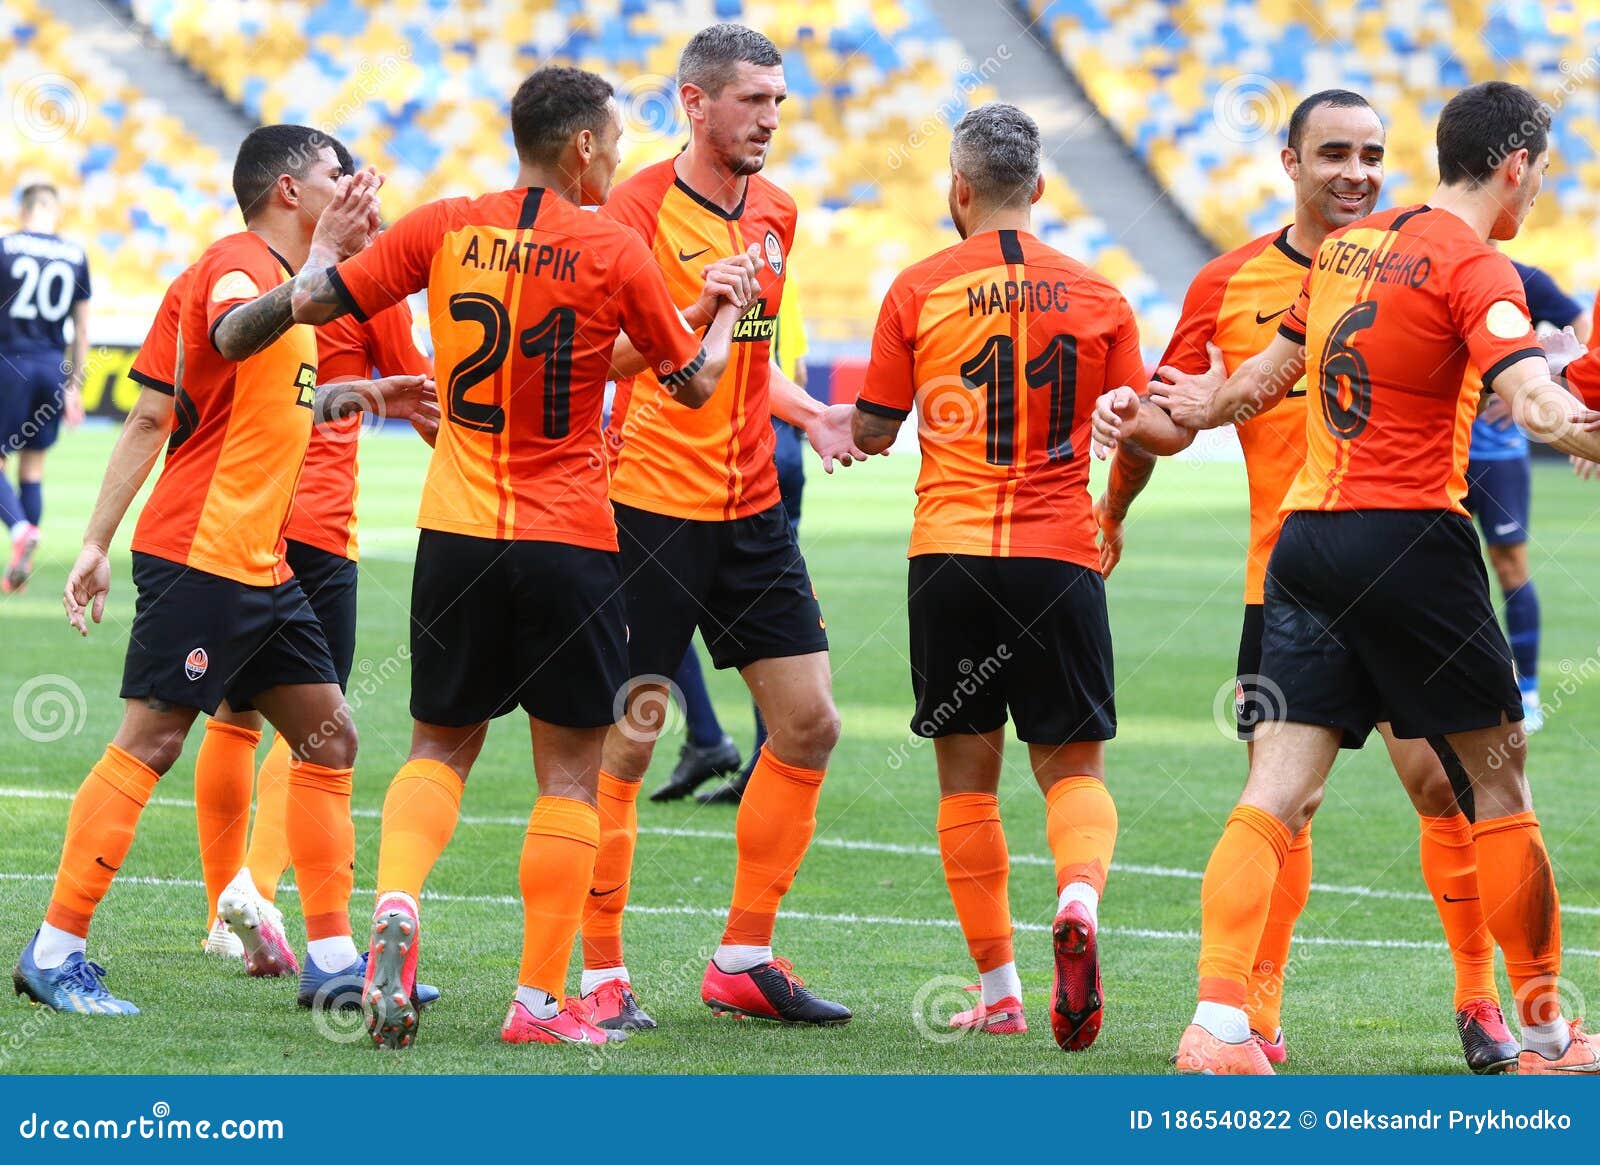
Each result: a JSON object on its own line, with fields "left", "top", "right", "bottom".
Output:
{"left": 1289, "top": 104, "right": 1385, "bottom": 235}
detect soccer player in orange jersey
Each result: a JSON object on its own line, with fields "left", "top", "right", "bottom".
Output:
{"left": 12, "top": 126, "right": 433, "bottom": 1017}
{"left": 269, "top": 66, "right": 749, "bottom": 1048}
{"left": 1102, "top": 82, "right": 1600, "bottom": 1075}
{"left": 1103, "top": 90, "right": 1519, "bottom": 1073}
{"left": 578, "top": 24, "right": 861, "bottom": 1030}
{"left": 852, "top": 103, "right": 1146, "bottom": 1050}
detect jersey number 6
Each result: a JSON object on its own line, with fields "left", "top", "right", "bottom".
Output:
{"left": 1319, "top": 299, "right": 1378, "bottom": 440}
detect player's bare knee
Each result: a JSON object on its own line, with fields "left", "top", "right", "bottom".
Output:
{"left": 297, "top": 715, "right": 357, "bottom": 770}
{"left": 127, "top": 733, "right": 186, "bottom": 776}
{"left": 775, "top": 700, "right": 840, "bottom": 766}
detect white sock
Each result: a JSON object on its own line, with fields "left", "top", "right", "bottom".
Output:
{"left": 580, "top": 966, "right": 629, "bottom": 996}
{"left": 33, "top": 923, "right": 86, "bottom": 970}
{"left": 306, "top": 935, "right": 359, "bottom": 972}
{"left": 1192, "top": 1001, "right": 1251, "bottom": 1044}
{"left": 10, "top": 519, "right": 30, "bottom": 540}
{"left": 714, "top": 944, "right": 772, "bottom": 973}
{"left": 375, "top": 890, "right": 419, "bottom": 917}
{"left": 979, "top": 961, "right": 1023, "bottom": 1006}
{"left": 1522, "top": 1016, "right": 1571, "bottom": 1059}
{"left": 1058, "top": 881, "right": 1100, "bottom": 929}
{"left": 515, "top": 986, "right": 560, "bottom": 1019}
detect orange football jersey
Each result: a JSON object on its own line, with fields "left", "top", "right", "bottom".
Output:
{"left": 1562, "top": 289, "right": 1600, "bottom": 408}
{"left": 127, "top": 264, "right": 195, "bottom": 395}
{"left": 1280, "top": 205, "right": 1542, "bottom": 516}
{"left": 330, "top": 186, "right": 704, "bottom": 550}
{"left": 285, "top": 302, "right": 432, "bottom": 560}
{"left": 1161, "top": 227, "right": 1311, "bottom": 603}
{"left": 602, "top": 158, "right": 796, "bottom": 521}
{"left": 131, "top": 232, "right": 317, "bottom": 587}
{"left": 858, "top": 228, "right": 1146, "bottom": 570}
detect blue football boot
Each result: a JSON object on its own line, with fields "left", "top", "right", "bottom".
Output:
{"left": 13, "top": 931, "right": 139, "bottom": 1015}
{"left": 297, "top": 950, "right": 439, "bottom": 1011}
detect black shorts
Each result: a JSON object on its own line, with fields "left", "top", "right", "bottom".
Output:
{"left": 1260, "top": 510, "right": 1523, "bottom": 746}
{"left": 408, "top": 530, "right": 627, "bottom": 728}
{"left": 907, "top": 553, "right": 1115, "bottom": 745}
{"left": 1234, "top": 604, "right": 1269, "bottom": 741}
{"left": 285, "top": 539, "right": 359, "bottom": 689}
{"left": 120, "top": 553, "right": 340, "bottom": 715}
{"left": 614, "top": 501, "right": 828, "bottom": 677}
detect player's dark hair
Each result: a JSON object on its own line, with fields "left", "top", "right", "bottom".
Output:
{"left": 1286, "top": 89, "right": 1373, "bottom": 154}
{"left": 510, "top": 66, "right": 616, "bottom": 166}
{"left": 951, "top": 103, "right": 1040, "bottom": 207}
{"left": 231, "top": 124, "right": 352, "bottom": 220}
{"left": 17, "top": 183, "right": 58, "bottom": 211}
{"left": 677, "top": 23, "right": 782, "bottom": 97}
{"left": 1437, "top": 81, "right": 1552, "bottom": 186}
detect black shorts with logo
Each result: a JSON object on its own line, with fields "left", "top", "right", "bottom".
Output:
{"left": 120, "top": 552, "right": 340, "bottom": 715}
{"left": 614, "top": 501, "right": 828, "bottom": 677}
{"left": 408, "top": 530, "right": 628, "bottom": 729}
{"left": 907, "top": 553, "right": 1115, "bottom": 745}
{"left": 1260, "top": 509, "right": 1523, "bottom": 746}
{"left": 1234, "top": 604, "right": 1269, "bottom": 740}
{"left": 285, "top": 539, "right": 359, "bottom": 690}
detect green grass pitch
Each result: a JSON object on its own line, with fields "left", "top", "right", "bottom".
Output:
{"left": 3, "top": 426, "right": 1600, "bottom": 1074}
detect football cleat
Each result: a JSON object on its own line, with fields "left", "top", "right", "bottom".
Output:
{"left": 1050, "top": 901, "right": 1103, "bottom": 1051}
{"left": 1456, "top": 998, "right": 1519, "bottom": 1075}
{"left": 950, "top": 986, "right": 1027, "bottom": 1034}
{"left": 1252, "top": 1027, "right": 1288, "bottom": 1065}
{"left": 298, "top": 950, "right": 440, "bottom": 1012}
{"left": 1175, "top": 1023, "right": 1274, "bottom": 1075}
{"left": 581, "top": 977, "right": 657, "bottom": 1032}
{"left": 501, "top": 997, "right": 625, "bottom": 1045}
{"left": 702, "top": 957, "right": 851, "bottom": 1025}
{"left": 13, "top": 932, "right": 138, "bottom": 1015}
{"left": 3, "top": 522, "right": 39, "bottom": 594}
{"left": 1517, "top": 1019, "right": 1600, "bottom": 1075}
{"left": 217, "top": 885, "right": 299, "bottom": 977}
{"left": 201, "top": 918, "right": 244, "bottom": 961}
{"left": 363, "top": 901, "right": 422, "bottom": 1049}
{"left": 649, "top": 736, "right": 741, "bottom": 802}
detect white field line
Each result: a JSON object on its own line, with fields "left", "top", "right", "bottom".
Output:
{"left": 2, "top": 784, "right": 1597, "bottom": 919}
{"left": 2, "top": 870, "right": 1593, "bottom": 957}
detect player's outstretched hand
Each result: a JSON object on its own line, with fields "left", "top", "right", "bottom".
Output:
{"left": 311, "top": 168, "right": 385, "bottom": 262}
{"left": 64, "top": 544, "right": 111, "bottom": 636}
{"left": 1094, "top": 494, "right": 1124, "bottom": 577}
{"left": 804, "top": 403, "right": 874, "bottom": 473}
{"left": 1570, "top": 454, "right": 1600, "bottom": 481}
{"left": 409, "top": 410, "right": 440, "bottom": 448}
{"left": 1090, "top": 386, "right": 1141, "bottom": 460}
{"left": 369, "top": 374, "right": 437, "bottom": 425}
{"left": 696, "top": 252, "right": 761, "bottom": 318}
{"left": 1542, "top": 325, "right": 1586, "bottom": 378}
{"left": 64, "top": 385, "right": 85, "bottom": 428}
{"left": 1149, "top": 342, "right": 1226, "bottom": 429}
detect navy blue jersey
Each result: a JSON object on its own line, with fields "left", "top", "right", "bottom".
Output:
{"left": 0, "top": 231, "right": 91, "bottom": 354}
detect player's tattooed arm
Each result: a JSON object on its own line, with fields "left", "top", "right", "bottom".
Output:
{"left": 850, "top": 407, "right": 902, "bottom": 456}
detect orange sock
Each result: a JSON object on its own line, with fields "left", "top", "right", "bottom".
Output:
{"left": 245, "top": 734, "right": 293, "bottom": 901}
{"left": 1472, "top": 811, "right": 1562, "bottom": 1026}
{"left": 518, "top": 796, "right": 600, "bottom": 1002}
{"left": 286, "top": 757, "right": 355, "bottom": 940}
{"left": 1044, "top": 775, "right": 1118, "bottom": 894}
{"left": 374, "top": 758, "right": 463, "bottom": 902}
{"left": 723, "top": 747, "right": 825, "bottom": 946}
{"left": 1419, "top": 812, "right": 1498, "bottom": 1010}
{"left": 937, "top": 792, "right": 1012, "bottom": 972}
{"left": 582, "top": 771, "right": 639, "bottom": 969}
{"left": 1197, "top": 805, "right": 1292, "bottom": 1007}
{"left": 195, "top": 720, "right": 260, "bottom": 925}
{"left": 1245, "top": 823, "right": 1311, "bottom": 1036}
{"left": 46, "top": 745, "right": 161, "bottom": 937}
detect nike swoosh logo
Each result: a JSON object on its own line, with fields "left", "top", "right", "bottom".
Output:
{"left": 1254, "top": 307, "right": 1289, "bottom": 325}
{"left": 95, "top": 856, "right": 120, "bottom": 872}
{"left": 588, "top": 884, "right": 625, "bottom": 898}
{"left": 678, "top": 246, "right": 711, "bottom": 262}
{"left": 1442, "top": 893, "right": 1479, "bottom": 903}
{"left": 1493, "top": 523, "right": 1519, "bottom": 535}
